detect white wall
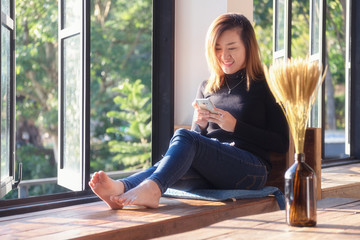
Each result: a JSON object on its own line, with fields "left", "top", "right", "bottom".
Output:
{"left": 174, "top": 0, "right": 253, "bottom": 126}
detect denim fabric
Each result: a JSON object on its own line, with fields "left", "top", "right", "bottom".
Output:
{"left": 120, "top": 128, "right": 268, "bottom": 194}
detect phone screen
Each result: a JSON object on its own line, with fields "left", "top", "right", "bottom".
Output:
{"left": 196, "top": 98, "right": 217, "bottom": 114}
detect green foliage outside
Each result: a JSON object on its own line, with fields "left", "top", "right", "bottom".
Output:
{"left": 291, "top": 0, "right": 310, "bottom": 58}
{"left": 15, "top": 0, "right": 58, "bottom": 134}
{"left": 2, "top": 0, "right": 153, "bottom": 200}
{"left": 106, "top": 80, "right": 152, "bottom": 170}
{"left": 89, "top": 0, "right": 152, "bottom": 172}
{"left": 253, "top": 0, "right": 273, "bottom": 66}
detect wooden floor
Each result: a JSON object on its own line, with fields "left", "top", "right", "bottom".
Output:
{"left": 0, "top": 163, "right": 359, "bottom": 240}
{"left": 157, "top": 198, "right": 360, "bottom": 240}
{"left": 322, "top": 163, "right": 360, "bottom": 199}
{"left": 0, "top": 196, "right": 279, "bottom": 240}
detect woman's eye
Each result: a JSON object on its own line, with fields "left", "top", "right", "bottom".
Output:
{"left": 229, "top": 48, "right": 236, "bottom": 51}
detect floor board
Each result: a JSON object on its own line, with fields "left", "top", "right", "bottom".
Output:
{"left": 0, "top": 196, "right": 279, "bottom": 240}
{"left": 322, "top": 163, "right": 360, "bottom": 198}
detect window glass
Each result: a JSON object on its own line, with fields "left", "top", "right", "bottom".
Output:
{"left": 62, "top": 0, "right": 81, "bottom": 29}
{"left": 253, "top": 0, "right": 273, "bottom": 66}
{"left": 3, "top": 0, "right": 68, "bottom": 200}
{"left": 1, "top": 26, "right": 10, "bottom": 180}
{"left": 63, "top": 35, "right": 81, "bottom": 171}
{"left": 311, "top": 0, "right": 320, "bottom": 55}
{"left": 90, "top": 0, "right": 153, "bottom": 174}
{"left": 324, "top": 0, "right": 347, "bottom": 159}
{"left": 291, "top": 0, "right": 309, "bottom": 59}
{"left": 275, "top": 0, "right": 285, "bottom": 51}
{"left": 308, "top": 0, "right": 322, "bottom": 129}
{"left": 1, "top": 0, "right": 10, "bottom": 15}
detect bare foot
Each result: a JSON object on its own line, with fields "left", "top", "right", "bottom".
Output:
{"left": 89, "top": 171, "right": 125, "bottom": 209}
{"left": 111, "top": 179, "right": 162, "bottom": 209}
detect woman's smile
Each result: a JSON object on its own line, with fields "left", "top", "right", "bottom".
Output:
{"left": 215, "top": 29, "right": 246, "bottom": 74}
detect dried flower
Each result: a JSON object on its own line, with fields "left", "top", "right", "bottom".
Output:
{"left": 264, "top": 57, "right": 326, "bottom": 153}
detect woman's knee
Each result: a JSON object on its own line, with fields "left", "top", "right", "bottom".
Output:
{"left": 172, "top": 128, "right": 196, "bottom": 141}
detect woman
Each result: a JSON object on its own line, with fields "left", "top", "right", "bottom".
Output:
{"left": 89, "top": 13, "right": 289, "bottom": 209}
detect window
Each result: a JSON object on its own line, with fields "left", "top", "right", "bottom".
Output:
{"left": 308, "top": 0, "right": 323, "bottom": 129}
{"left": 0, "top": 0, "right": 174, "bottom": 216}
{"left": 0, "top": 0, "right": 17, "bottom": 199}
{"left": 323, "top": 0, "right": 349, "bottom": 160}
{"left": 273, "top": 0, "right": 291, "bottom": 61}
{"left": 271, "top": 0, "right": 360, "bottom": 165}
{"left": 58, "top": 0, "right": 90, "bottom": 191}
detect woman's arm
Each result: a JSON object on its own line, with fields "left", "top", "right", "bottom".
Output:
{"left": 191, "top": 81, "right": 209, "bottom": 133}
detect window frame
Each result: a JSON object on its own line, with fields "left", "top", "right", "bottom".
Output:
{"left": 152, "top": 0, "right": 175, "bottom": 163}
{"left": 322, "top": 0, "right": 360, "bottom": 166}
{"left": 0, "top": 0, "right": 174, "bottom": 217}
{"left": 349, "top": 0, "right": 360, "bottom": 160}
{"left": 308, "top": 0, "right": 325, "bottom": 129}
{"left": 0, "top": 0, "right": 17, "bottom": 199}
{"left": 57, "top": 0, "right": 91, "bottom": 191}
{"left": 273, "top": 0, "right": 292, "bottom": 62}
{"left": 272, "top": 0, "right": 360, "bottom": 166}
{"left": 321, "top": 0, "right": 360, "bottom": 166}
{"left": 345, "top": 0, "right": 351, "bottom": 155}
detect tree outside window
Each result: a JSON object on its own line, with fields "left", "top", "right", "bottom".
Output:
{"left": 2, "top": 0, "right": 152, "bottom": 199}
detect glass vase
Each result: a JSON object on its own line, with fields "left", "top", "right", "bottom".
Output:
{"left": 285, "top": 153, "right": 317, "bottom": 227}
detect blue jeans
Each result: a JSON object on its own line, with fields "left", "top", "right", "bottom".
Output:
{"left": 121, "top": 128, "right": 268, "bottom": 194}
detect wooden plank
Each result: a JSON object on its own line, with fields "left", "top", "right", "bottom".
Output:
{"left": 0, "top": 196, "right": 279, "bottom": 240}
{"left": 157, "top": 198, "right": 360, "bottom": 240}
{"left": 174, "top": 125, "right": 191, "bottom": 131}
{"left": 322, "top": 163, "right": 360, "bottom": 188}
{"left": 322, "top": 182, "right": 360, "bottom": 199}
{"left": 317, "top": 197, "right": 360, "bottom": 208}
{"left": 321, "top": 163, "right": 360, "bottom": 199}
{"left": 304, "top": 128, "right": 322, "bottom": 200}
{"left": 80, "top": 198, "right": 278, "bottom": 240}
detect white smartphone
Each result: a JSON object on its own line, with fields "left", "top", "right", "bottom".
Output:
{"left": 195, "top": 98, "right": 218, "bottom": 114}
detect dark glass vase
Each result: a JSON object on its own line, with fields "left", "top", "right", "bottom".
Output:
{"left": 285, "top": 153, "right": 317, "bottom": 227}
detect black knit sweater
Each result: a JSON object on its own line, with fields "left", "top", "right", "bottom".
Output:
{"left": 191, "top": 69, "right": 289, "bottom": 171}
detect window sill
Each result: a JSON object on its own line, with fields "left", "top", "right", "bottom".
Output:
{"left": 321, "top": 162, "right": 360, "bottom": 199}
{"left": 0, "top": 196, "right": 278, "bottom": 239}
{"left": 1, "top": 163, "right": 359, "bottom": 239}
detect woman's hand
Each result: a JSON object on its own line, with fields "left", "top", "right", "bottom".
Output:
{"left": 192, "top": 101, "right": 210, "bottom": 130}
{"left": 208, "top": 107, "right": 237, "bottom": 132}
{"left": 192, "top": 102, "right": 236, "bottom": 132}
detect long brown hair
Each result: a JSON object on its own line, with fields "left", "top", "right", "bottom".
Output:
{"left": 205, "top": 13, "right": 264, "bottom": 93}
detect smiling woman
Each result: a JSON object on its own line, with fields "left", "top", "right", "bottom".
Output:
{"left": 215, "top": 29, "right": 246, "bottom": 74}
{"left": 89, "top": 13, "right": 289, "bottom": 210}
{"left": 205, "top": 13, "right": 265, "bottom": 94}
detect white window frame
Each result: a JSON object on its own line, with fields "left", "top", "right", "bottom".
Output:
{"left": 273, "top": 0, "right": 291, "bottom": 62}
{"left": 57, "top": 0, "right": 91, "bottom": 191}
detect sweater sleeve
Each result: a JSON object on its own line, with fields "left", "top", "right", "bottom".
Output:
{"left": 191, "top": 80, "right": 208, "bottom": 134}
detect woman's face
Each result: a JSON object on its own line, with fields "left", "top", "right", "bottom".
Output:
{"left": 215, "top": 29, "right": 246, "bottom": 74}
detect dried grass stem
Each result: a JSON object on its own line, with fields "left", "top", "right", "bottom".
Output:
{"left": 264, "top": 58, "right": 326, "bottom": 153}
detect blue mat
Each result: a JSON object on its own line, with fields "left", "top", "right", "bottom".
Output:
{"left": 163, "top": 186, "right": 285, "bottom": 210}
